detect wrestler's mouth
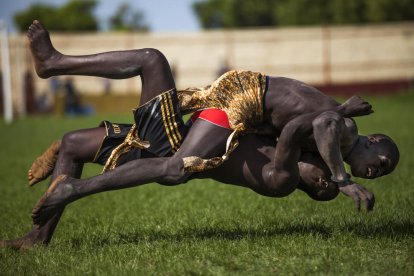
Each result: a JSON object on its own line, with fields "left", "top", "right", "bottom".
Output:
{"left": 366, "top": 168, "right": 372, "bottom": 178}
{"left": 366, "top": 167, "right": 381, "bottom": 178}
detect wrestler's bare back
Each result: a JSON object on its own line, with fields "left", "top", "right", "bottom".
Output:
{"left": 260, "top": 77, "right": 357, "bottom": 150}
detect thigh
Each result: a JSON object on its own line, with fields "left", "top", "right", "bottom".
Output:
{"left": 173, "top": 119, "right": 232, "bottom": 159}
{"left": 139, "top": 49, "right": 176, "bottom": 104}
{"left": 174, "top": 119, "right": 232, "bottom": 159}
{"left": 156, "top": 119, "right": 232, "bottom": 185}
{"left": 62, "top": 126, "right": 107, "bottom": 162}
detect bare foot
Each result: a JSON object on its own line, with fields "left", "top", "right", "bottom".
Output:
{"left": 32, "top": 175, "right": 74, "bottom": 226}
{"left": 0, "top": 235, "right": 45, "bottom": 250}
{"left": 27, "top": 20, "right": 61, "bottom": 78}
{"left": 28, "top": 140, "right": 61, "bottom": 186}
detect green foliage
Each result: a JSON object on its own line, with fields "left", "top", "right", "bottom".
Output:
{"left": 0, "top": 92, "right": 413, "bottom": 274}
{"left": 109, "top": 2, "right": 149, "bottom": 32}
{"left": 193, "top": 0, "right": 414, "bottom": 29}
{"left": 13, "top": 0, "right": 98, "bottom": 32}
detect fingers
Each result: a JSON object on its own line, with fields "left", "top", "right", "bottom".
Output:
{"left": 341, "top": 183, "right": 375, "bottom": 212}
{"left": 363, "top": 188, "right": 375, "bottom": 212}
{"left": 365, "top": 193, "right": 375, "bottom": 211}
{"left": 354, "top": 185, "right": 375, "bottom": 212}
{"left": 353, "top": 192, "right": 361, "bottom": 211}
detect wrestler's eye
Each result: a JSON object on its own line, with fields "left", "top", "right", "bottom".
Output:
{"left": 380, "top": 158, "right": 389, "bottom": 169}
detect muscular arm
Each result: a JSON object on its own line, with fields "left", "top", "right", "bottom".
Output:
{"left": 314, "top": 96, "right": 373, "bottom": 182}
{"left": 266, "top": 106, "right": 359, "bottom": 193}
{"left": 264, "top": 111, "right": 332, "bottom": 196}
{"left": 312, "top": 111, "right": 349, "bottom": 183}
{"left": 313, "top": 95, "right": 373, "bottom": 181}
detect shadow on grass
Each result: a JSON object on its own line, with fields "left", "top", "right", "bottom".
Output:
{"left": 67, "top": 222, "right": 332, "bottom": 248}
{"left": 116, "top": 222, "right": 333, "bottom": 244}
{"left": 75, "top": 218, "right": 414, "bottom": 248}
{"left": 339, "top": 219, "right": 414, "bottom": 239}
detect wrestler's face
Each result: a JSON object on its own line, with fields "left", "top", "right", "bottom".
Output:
{"left": 348, "top": 134, "right": 399, "bottom": 179}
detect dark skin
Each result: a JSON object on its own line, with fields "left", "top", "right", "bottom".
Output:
{"left": 26, "top": 20, "right": 398, "bottom": 182}
{"left": 0, "top": 20, "right": 388, "bottom": 249}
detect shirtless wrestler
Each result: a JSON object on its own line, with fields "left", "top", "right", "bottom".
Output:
{"left": 0, "top": 20, "right": 396, "bottom": 249}
{"left": 27, "top": 19, "right": 398, "bottom": 223}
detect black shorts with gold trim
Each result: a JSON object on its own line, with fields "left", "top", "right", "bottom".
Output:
{"left": 94, "top": 88, "right": 188, "bottom": 167}
{"left": 132, "top": 88, "right": 187, "bottom": 157}
{"left": 93, "top": 121, "right": 132, "bottom": 165}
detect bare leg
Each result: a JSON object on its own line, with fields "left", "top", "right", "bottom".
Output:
{"left": 1, "top": 127, "right": 106, "bottom": 249}
{"left": 6, "top": 20, "right": 180, "bottom": 248}
{"left": 27, "top": 20, "right": 175, "bottom": 104}
{"left": 32, "top": 120, "right": 232, "bottom": 226}
{"left": 26, "top": 19, "right": 178, "bottom": 185}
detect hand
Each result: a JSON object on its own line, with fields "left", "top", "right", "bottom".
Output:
{"left": 339, "top": 182, "right": 375, "bottom": 212}
{"left": 337, "top": 96, "right": 373, "bottom": 117}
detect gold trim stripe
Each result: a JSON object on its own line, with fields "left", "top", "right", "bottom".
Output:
{"left": 160, "top": 94, "right": 178, "bottom": 153}
{"left": 162, "top": 93, "right": 181, "bottom": 152}
{"left": 166, "top": 91, "right": 182, "bottom": 142}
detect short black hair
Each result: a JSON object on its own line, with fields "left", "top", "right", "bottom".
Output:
{"left": 371, "top": 133, "right": 400, "bottom": 174}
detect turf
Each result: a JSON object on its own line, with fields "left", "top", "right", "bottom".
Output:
{"left": 0, "top": 92, "right": 413, "bottom": 275}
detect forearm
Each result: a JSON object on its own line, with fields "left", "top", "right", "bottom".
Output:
{"left": 312, "top": 111, "right": 349, "bottom": 182}
{"left": 272, "top": 111, "right": 338, "bottom": 172}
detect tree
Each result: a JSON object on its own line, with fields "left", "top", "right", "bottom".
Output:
{"left": 109, "top": 2, "right": 149, "bottom": 32}
{"left": 193, "top": 0, "right": 277, "bottom": 29}
{"left": 14, "top": 0, "right": 98, "bottom": 32}
{"left": 193, "top": 0, "right": 414, "bottom": 29}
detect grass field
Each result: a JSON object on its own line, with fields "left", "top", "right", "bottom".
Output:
{"left": 0, "top": 92, "right": 413, "bottom": 275}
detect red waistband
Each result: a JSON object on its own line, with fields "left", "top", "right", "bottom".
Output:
{"left": 190, "top": 108, "right": 231, "bottom": 129}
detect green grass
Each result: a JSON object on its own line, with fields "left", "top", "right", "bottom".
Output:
{"left": 0, "top": 92, "right": 413, "bottom": 275}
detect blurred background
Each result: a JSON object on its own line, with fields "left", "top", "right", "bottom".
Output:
{"left": 0, "top": 0, "right": 413, "bottom": 119}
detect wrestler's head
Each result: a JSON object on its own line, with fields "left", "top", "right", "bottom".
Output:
{"left": 345, "top": 134, "right": 399, "bottom": 179}
{"left": 298, "top": 153, "right": 339, "bottom": 201}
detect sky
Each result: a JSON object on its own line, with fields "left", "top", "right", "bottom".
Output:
{"left": 0, "top": 0, "right": 201, "bottom": 33}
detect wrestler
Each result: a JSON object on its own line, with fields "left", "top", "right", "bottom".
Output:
{"left": 26, "top": 19, "right": 397, "bottom": 219}
{"left": 0, "top": 20, "right": 394, "bottom": 249}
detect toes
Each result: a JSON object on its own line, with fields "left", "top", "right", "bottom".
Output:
{"left": 35, "top": 21, "right": 45, "bottom": 30}
{"left": 33, "top": 20, "right": 40, "bottom": 27}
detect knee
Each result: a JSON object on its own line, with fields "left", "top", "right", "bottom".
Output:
{"left": 60, "top": 131, "right": 82, "bottom": 158}
{"left": 141, "top": 48, "right": 168, "bottom": 67}
{"left": 158, "top": 157, "right": 192, "bottom": 186}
